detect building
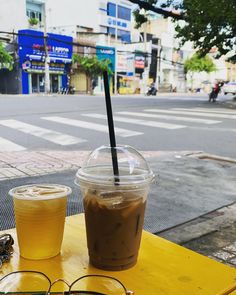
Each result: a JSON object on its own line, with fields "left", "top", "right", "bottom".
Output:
{"left": 0, "top": 0, "right": 75, "bottom": 94}
{"left": 0, "top": 0, "right": 45, "bottom": 33}
{"left": 46, "top": 0, "right": 133, "bottom": 94}
{"left": 47, "top": 0, "right": 132, "bottom": 43}
{"left": 18, "top": 29, "right": 73, "bottom": 94}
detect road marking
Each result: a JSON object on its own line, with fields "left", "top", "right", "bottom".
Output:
{"left": 145, "top": 109, "right": 236, "bottom": 119}
{"left": 189, "top": 126, "right": 236, "bottom": 132}
{"left": 117, "top": 111, "right": 221, "bottom": 124}
{"left": 41, "top": 116, "right": 142, "bottom": 137}
{"left": 0, "top": 137, "right": 26, "bottom": 151}
{"left": 0, "top": 119, "right": 85, "bottom": 146}
{"left": 82, "top": 114, "right": 186, "bottom": 130}
{"left": 176, "top": 107, "right": 236, "bottom": 115}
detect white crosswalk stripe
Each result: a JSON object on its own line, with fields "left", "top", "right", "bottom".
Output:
{"left": 0, "top": 137, "right": 26, "bottom": 151}
{"left": 82, "top": 113, "right": 186, "bottom": 129}
{"left": 145, "top": 109, "right": 236, "bottom": 119}
{"left": 0, "top": 119, "right": 86, "bottom": 146}
{"left": 175, "top": 107, "right": 236, "bottom": 115}
{"left": 117, "top": 111, "right": 221, "bottom": 124}
{"left": 41, "top": 116, "right": 142, "bottom": 137}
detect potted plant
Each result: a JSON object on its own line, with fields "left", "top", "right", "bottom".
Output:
{"left": 28, "top": 18, "right": 39, "bottom": 26}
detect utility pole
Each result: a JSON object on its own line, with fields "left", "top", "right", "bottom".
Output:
{"left": 43, "top": 2, "right": 50, "bottom": 94}
{"left": 114, "top": 0, "right": 118, "bottom": 95}
{"left": 143, "top": 16, "right": 149, "bottom": 94}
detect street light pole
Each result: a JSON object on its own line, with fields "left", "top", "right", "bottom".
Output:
{"left": 43, "top": 2, "right": 50, "bottom": 94}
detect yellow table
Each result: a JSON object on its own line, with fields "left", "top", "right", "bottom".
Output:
{"left": 1, "top": 214, "right": 236, "bottom": 295}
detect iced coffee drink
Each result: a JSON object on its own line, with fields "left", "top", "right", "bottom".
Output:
{"left": 76, "top": 145, "right": 154, "bottom": 270}
{"left": 84, "top": 189, "right": 146, "bottom": 270}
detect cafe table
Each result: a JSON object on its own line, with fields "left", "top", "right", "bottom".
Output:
{"left": 1, "top": 214, "right": 236, "bottom": 295}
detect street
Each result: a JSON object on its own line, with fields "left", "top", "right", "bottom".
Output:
{"left": 1, "top": 93, "right": 236, "bottom": 269}
{"left": 0, "top": 93, "right": 235, "bottom": 157}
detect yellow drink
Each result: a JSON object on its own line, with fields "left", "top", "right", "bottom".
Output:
{"left": 9, "top": 184, "right": 71, "bottom": 260}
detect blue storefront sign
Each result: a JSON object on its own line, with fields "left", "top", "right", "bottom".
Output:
{"left": 96, "top": 45, "right": 115, "bottom": 72}
{"left": 18, "top": 29, "right": 73, "bottom": 94}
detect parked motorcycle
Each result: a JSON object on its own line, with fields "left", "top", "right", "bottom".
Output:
{"left": 68, "top": 86, "right": 75, "bottom": 94}
{"left": 146, "top": 84, "right": 157, "bottom": 96}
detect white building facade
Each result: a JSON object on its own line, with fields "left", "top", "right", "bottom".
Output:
{"left": 47, "top": 0, "right": 133, "bottom": 43}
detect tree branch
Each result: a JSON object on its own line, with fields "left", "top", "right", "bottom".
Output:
{"left": 129, "top": 0, "right": 184, "bottom": 20}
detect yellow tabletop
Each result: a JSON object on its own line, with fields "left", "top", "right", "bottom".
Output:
{"left": 1, "top": 214, "right": 236, "bottom": 295}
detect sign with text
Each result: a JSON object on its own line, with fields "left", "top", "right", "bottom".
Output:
{"left": 96, "top": 45, "right": 115, "bottom": 72}
{"left": 18, "top": 29, "right": 73, "bottom": 65}
{"left": 117, "top": 53, "right": 134, "bottom": 76}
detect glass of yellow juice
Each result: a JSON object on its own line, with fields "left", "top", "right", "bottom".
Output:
{"left": 9, "top": 184, "right": 72, "bottom": 260}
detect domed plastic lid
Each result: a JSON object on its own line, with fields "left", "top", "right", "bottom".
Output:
{"left": 75, "top": 145, "right": 155, "bottom": 187}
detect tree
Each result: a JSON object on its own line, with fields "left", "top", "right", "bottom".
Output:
{"left": 131, "top": 0, "right": 236, "bottom": 61}
{"left": 72, "top": 55, "right": 113, "bottom": 93}
{"left": 0, "top": 42, "right": 13, "bottom": 71}
{"left": 184, "top": 53, "right": 216, "bottom": 90}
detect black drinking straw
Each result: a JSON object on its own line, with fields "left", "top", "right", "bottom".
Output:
{"left": 103, "top": 71, "right": 119, "bottom": 182}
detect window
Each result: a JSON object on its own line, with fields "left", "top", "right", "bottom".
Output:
{"left": 117, "top": 29, "right": 131, "bottom": 43}
{"left": 118, "top": 6, "right": 131, "bottom": 21}
{"left": 27, "top": 9, "right": 42, "bottom": 22}
{"left": 107, "top": 27, "right": 116, "bottom": 36}
{"left": 107, "top": 2, "right": 116, "bottom": 17}
{"left": 30, "top": 11, "right": 36, "bottom": 18}
{"left": 26, "top": 2, "right": 43, "bottom": 22}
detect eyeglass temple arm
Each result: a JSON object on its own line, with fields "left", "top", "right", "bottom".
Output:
{"left": 64, "top": 291, "right": 106, "bottom": 295}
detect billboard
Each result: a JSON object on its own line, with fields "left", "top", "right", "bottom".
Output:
{"left": 117, "top": 53, "right": 134, "bottom": 76}
{"left": 96, "top": 45, "right": 115, "bottom": 72}
{"left": 18, "top": 29, "right": 73, "bottom": 68}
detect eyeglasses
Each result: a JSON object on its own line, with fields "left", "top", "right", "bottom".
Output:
{"left": 0, "top": 270, "right": 134, "bottom": 295}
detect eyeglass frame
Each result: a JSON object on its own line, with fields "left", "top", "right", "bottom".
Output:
{"left": 0, "top": 270, "right": 134, "bottom": 295}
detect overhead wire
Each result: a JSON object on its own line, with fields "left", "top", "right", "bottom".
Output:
{"left": 0, "top": 30, "right": 185, "bottom": 67}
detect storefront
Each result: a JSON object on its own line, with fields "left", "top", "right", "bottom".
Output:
{"left": 18, "top": 29, "right": 73, "bottom": 94}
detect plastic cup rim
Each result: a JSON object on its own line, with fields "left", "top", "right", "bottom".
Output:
{"left": 9, "top": 183, "right": 72, "bottom": 200}
{"left": 75, "top": 167, "right": 155, "bottom": 188}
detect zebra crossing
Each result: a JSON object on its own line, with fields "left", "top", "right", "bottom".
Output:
{"left": 41, "top": 116, "right": 143, "bottom": 137}
{"left": 0, "top": 107, "right": 234, "bottom": 151}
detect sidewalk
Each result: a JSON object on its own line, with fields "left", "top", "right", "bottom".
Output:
{"left": 1, "top": 149, "right": 236, "bottom": 267}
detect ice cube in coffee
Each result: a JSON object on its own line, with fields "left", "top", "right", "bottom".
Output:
{"left": 75, "top": 145, "right": 154, "bottom": 270}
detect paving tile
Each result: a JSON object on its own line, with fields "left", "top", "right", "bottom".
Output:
{"left": 0, "top": 168, "right": 25, "bottom": 178}
{"left": 223, "top": 243, "right": 236, "bottom": 254}
{"left": 212, "top": 250, "right": 235, "bottom": 261}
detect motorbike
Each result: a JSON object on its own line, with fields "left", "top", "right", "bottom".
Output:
{"left": 68, "top": 86, "right": 75, "bottom": 94}
{"left": 146, "top": 84, "right": 157, "bottom": 96}
{"left": 209, "top": 82, "right": 223, "bottom": 102}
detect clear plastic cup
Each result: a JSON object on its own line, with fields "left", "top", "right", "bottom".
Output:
{"left": 75, "top": 145, "right": 154, "bottom": 270}
{"left": 9, "top": 184, "right": 72, "bottom": 260}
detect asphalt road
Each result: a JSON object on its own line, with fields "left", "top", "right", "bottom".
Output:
{"left": 0, "top": 93, "right": 235, "bottom": 158}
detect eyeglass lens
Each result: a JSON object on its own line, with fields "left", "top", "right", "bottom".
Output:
{"left": 0, "top": 272, "right": 128, "bottom": 295}
{"left": 69, "top": 275, "right": 126, "bottom": 295}
{"left": 0, "top": 271, "right": 50, "bottom": 293}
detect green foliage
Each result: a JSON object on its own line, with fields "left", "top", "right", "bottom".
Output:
{"left": 175, "top": 0, "right": 236, "bottom": 59}
{"left": 133, "top": 9, "right": 148, "bottom": 29}
{"left": 184, "top": 53, "right": 216, "bottom": 74}
{"left": 132, "top": 0, "right": 236, "bottom": 61}
{"left": 72, "top": 55, "right": 113, "bottom": 77}
{"left": 28, "top": 18, "right": 39, "bottom": 26}
{"left": 0, "top": 42, "right": 13, "bottom": 71}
